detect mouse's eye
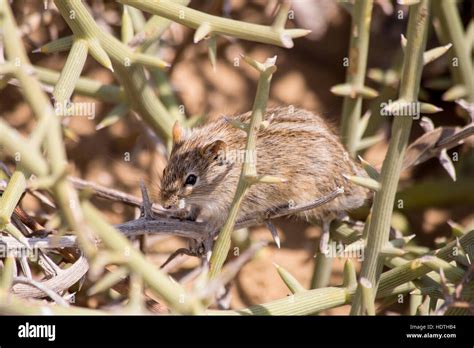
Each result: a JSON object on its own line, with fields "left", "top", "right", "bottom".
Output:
{"left": 184, "top": 174, "right": 197, "bottom": 186}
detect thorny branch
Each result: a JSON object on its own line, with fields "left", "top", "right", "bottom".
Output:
{"left": 1, "top": 186, "right": 345, "bottom": 251}
{"left": 1, "top": 184, "right": 343, "bottom": 299}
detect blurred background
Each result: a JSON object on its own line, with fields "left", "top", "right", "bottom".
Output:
{"left": 1, "top": 0, "right": 473, "bottom": 313}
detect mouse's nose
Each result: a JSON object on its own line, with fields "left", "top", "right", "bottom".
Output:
{"left": 163, "top": 204, "right": 172, "bottom": 209}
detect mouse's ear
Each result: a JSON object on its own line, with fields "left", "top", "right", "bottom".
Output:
{"left": 172, "top": 121, "right": 185, "bottom": 145}
{"left": 200, "top": 140, "right": 227, "bottom": 161}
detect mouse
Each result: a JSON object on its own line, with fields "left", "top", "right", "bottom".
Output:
{"left": 159, "top": 106, "right": 371, "bottom": 239}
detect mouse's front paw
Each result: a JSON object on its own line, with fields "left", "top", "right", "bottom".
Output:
{"left": 170, "top": 206, "right": 197, "bottom": 222}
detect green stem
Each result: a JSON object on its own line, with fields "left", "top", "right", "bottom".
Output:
{"left": 379, "top": 230, "right": 474, "bottom": 295}
{"left": 350, "top": 0, "right": 431, "bottom": 315}
{"left": 311, "top": 252, "right": 333, "bottom": 289}
{"left": 52, "top": 39, "right": 89, "bottom": 104}
{"left": 0, "top": 171, "right": 27, "bottom": 225}
{"left": 208, "top": 230, "right": 474, "bottom": 315}
{"left": 365, "top": 51, "right": 404, "bottom": 137}
{"left": 340, "top": 0, "right": 374, "bottom": 156}
{"left": 314, "top": 0, "right": 374, "bottom": 288}
{"left": 81, "top": 201, "right": 202, "bottom": 314}
{"left": 208, "top": 57, "right": 276, "bottom": 279}
{"left": 34, "top": 66, "right": 125, "bottom": 103}
{"left": 0, "top": 122, "right": 49, "bottom": 176}
{"left": 134, "top": 0, "right": 191, "bottom": 53}
{"left": 137, "top": 2, "right": 189, "bottom": 123}
{"left": 0, "top": 0, "right": 96, "bottom": 257}
{"left": 53, "top": 0, "right": 177, "bottom": 140}
{"left": 151, "top": 69, "right": 184, "bottom": 122}
{"left": 208, "top": 287, "right": 352, "bottom": 315}
{"left": 433, "top": 0, "right": 474, "bottom": 102}
{"left": 0, "top": 295, "right": 105, "bottom": 315}
{"left": 119, "top": 0, "right": 310, "bottom": 48}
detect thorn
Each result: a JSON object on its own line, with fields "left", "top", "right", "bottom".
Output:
{"left": 260, "top": 120, "right": 270, "bottom": 130}
{"left": 319, "top": 221, "right": 330, "bottom": 255}
{"left": 265, "top": 221, "right": 281, "bottom": 248}
{"left": 360, "top": 277, "right": 372, "bottom": 288}
{"left": 263, "top": 55, "right": 278, "bottom": 69}
{"left": 442, "top": 85, "right": 467, "bottom": 101}
{"left": 423, "top": 43, "right": 452, "bottom": 65}
{"left": 343, "top": 174, "right": 381, "bottom": 192}
{"left": 419, "top": 102, "right": 443, "bottom": 114}
{"left": 160, "top": 248, "right": 195, "bottom": 270}
{"left": 455, "top": 99, "right": 474, "bottom": 122}
{"left": 400, "top": 34, "right": 407, "bottom": 49}
{"left": 357, "top": 155, "right": 381, "bottom": 181}
{"left": 256, "top": 175, "right": 287, "bottom": 184}
{"left": 447, "top": 220, "right": 464, "bottom": 237}
{"left": 439, "top": 267, "right": 447, "bottom": 284}
{"left": 168, "top": 275, "right": 179, "bottom": 286}
{"left": 194, "top": 22, "right": 212, "bottom": 44}
{"left": 273, "top": 260, "right": 305, "bottom": 293}
{"left": 356, "top": 134, "right": 385, "bottom": 151}
{"left": 438, "top": 149, "right": 457, "bottom": 181}
{"left": 139, "top": 181, "right": 153, "bottom": 219}
{"left": 419, "top": 116, "right": 435, "bottom": 132}
{"left": 455, "top": 237, "right": 462, "bottom": 251}
{"left": 32, "top": 47, "right": 42, "bottom": 54}
{"left": 358, "top": 86, "right": 379, "bottom": 99}
{"left": 301, "top": 29, "right": 312, "bottom": 36}
{"left": 223, "top": 116, "right": 248, "bottom": 131}
{"left": 397, "top": 0, "right": 421, "bottom": 5}
{"left": 380, "top": 246, "right": 406, "bottom": 257}
{"left": 330, "top": 83, "right": 353, "bottom": 97}
{"left": 357, "top": 110, "right": 372, "bottom": 140}
{"left": 207, "top": 35, "right": 217, "bottom": 72}
{"left": 280, "top": 33, "right": 294, "bottom": 48}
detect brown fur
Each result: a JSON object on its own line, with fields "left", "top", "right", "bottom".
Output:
{"left": 160, "top": 107, "right": 370, "bottom": 231}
